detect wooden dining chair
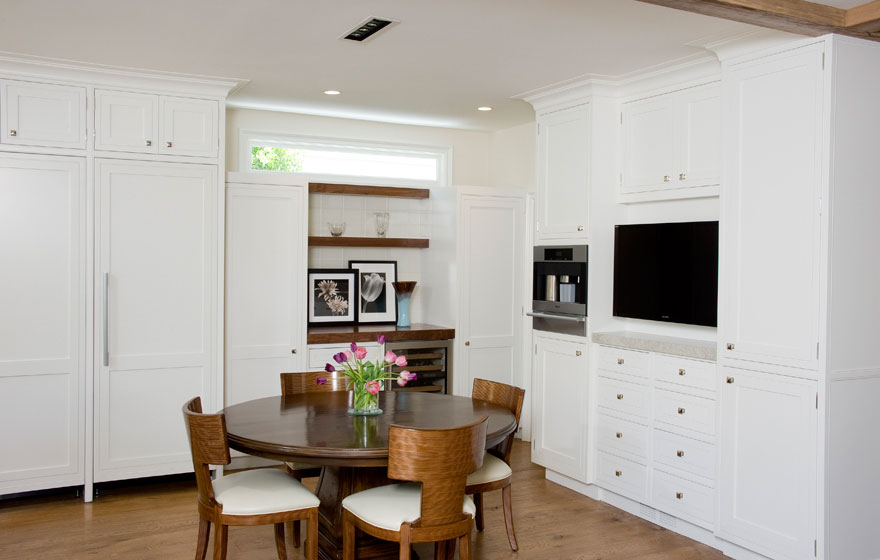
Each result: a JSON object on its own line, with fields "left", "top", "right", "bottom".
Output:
{"left": 182, "top": 397, "right": 320, "bottom": 560}
{"left": 465, "top": 378, "right": 525, "bottom": 551}
{"left": 279, "top": 370, "right": 348, "bottom": 547}
{"left": 341, "top": 416, "right": 488, "bottom": 560}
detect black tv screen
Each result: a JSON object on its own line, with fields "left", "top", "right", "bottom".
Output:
{"left": 613, "top": 221, "right": 718, "bottom": 327}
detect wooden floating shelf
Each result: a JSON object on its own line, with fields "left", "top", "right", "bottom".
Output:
{"left": 309, "top": 182, "right": 430, "bottom": 199}
{"left": 308, "top": 236, "right": 429, "bottom": 248}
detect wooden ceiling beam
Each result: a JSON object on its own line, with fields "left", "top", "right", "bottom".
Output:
{"left": 636, "top": 0, "right": 880, "bottom": 41}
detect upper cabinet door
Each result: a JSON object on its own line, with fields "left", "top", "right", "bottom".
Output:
{"left": 536, "top": 104, "right": 589, "bottom": 241}
{"left": 719, "top": 44, "right": 825, "bottom": 370}
{"left": 94, "top": 90, "right": 158, "bottom": 153}
{"left": 674, "top": 83, "right": 720, "bottom": 189}
{"left": 1, "top": 80, "right": 86, "bottom": 149}
{"left": 159, "top": 96, "right": 218, "bottom": 158}
{"left": 621, "top": 96, "right": 674, "bottom": 194}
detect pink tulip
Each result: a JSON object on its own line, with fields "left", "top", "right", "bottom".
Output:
{"left": 396, "top": 376, "right": 408, "bottom": 387}
{"left": 344, "top": 350, "right": 353, "bottom": 360}
{"left": 395, "top": 355, "right": 407, "bottom": 367}
{"left": 355, "top": 346, "right": 368, "bottom": 360}
{"left": 384, "top": 351, "right": 397, "bottom": 363}
{"left": 366, "top": 380, "right": 381, "bottom": 395}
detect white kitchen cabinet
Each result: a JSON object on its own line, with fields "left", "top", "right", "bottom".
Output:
{"left": 94, "top": 159, "right": 218, "bottom": 483}
{"left": 531, "top": 332, "right": 588, "bottom": 482}
{"left": 718, "top": 367, "right": 817, "bottom": 560}
{"left": 1, "top": 79, "right": 86, "bottom": 149}
{"left": 456, "top": 192, "right": 525, "bottom": 393}
{"left": 225, "top": 175, "right": 308, "bottom": 406}
{"left": 94, "top": 90, "right": 218, "bottom": 157}
{"left": 0, "top": 154, "right": 86, "bottom": 494}
{"left": 535, "top": 104, "right": 589, "bottom": 241}
{"left": 620, "top": 82, "right": 720, "bottom": 199}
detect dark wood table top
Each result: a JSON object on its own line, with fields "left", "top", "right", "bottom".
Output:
{"left": 307, "top": 323, "right": 454, "bottom": 344}
{"left": 224, "top": 392, "right": 516, "bottom": 467}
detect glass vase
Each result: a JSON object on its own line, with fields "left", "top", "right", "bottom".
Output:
{"left": 392, "top": 281, "right": 417, "bottom": 328}
{"left": 349, "top": 381, "right": 382, "bottom": 415}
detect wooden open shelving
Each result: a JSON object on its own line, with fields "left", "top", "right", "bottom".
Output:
{"left": 308, "top": 236, "right": 429, "bottom": 248}
{"left": 309, "top": 182, "right": 430, "bottom": 199}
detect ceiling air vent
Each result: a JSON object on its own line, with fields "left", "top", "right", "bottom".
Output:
{"left": 343, "top": 17, "right": 397, "bottom": 42}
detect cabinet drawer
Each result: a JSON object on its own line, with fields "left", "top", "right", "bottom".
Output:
{"left": 597, "top": 376, "right": 650, "bottom": 419}
{"left": 654, "top": 389, "right": 716, "bottom": 436}
{"left": 597, "top": 413, "right": 649, "bottom": 463}
{"left": 654, "top": 354, "right": 716, "bottom": 392}
{"left": 597, "top": 346, "right": 650, "bottom": 378}
{"left": 596, "top": 452, "right": 648, "bottom": 502}
{"left": 653, "top": 429, "right": 715, "bottom": 482}
{"left": 651, "top": 469, "right": 715, "bottom": 528}
{"left": 307, "top": 343, "right": 379, "bottom": 370}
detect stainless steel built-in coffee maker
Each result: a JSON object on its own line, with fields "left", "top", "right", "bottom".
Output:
{"left": 531, "top": 245, "right": 588, "bottom": 319}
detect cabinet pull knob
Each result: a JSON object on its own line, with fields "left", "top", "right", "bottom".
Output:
{"left": 575, "top": 350, "right": 582, "bottom": 356}
{"left": 663, "top": 175, "right": 671, "bottom": 182}
{"left": 615, "top": 432, "right": 623, "bottom": 439}
{"left": 145, "top": 140, "right": 152, "bottom": 146}
{"left": 676, "top": 450, "right": 685, "bottom": 457}
{"left": 617, "top": 358, "right": 624, "bottom": 365}
{"left": 9, "top": 129, "right": 17, "bottom": 136}
{"left": 677, "top": 407, "right": 686, "bottom": 415}
{"left": 727, "top": 343, "right": 735, "bottom": 350}
{"left": 166, "top": 141, "right": 173, "bottom": 148}
{"left": 678, "top": 368, "right": 686, "bottom": 376}
{"left": 291, "top": 349, "right": 297, "bottom": 354}
{"left": 577, "top": 225, "right": 584, "bottom": 231}
{"left": 679, "top": 173, "right": 687, "bottom": 181}
{"left": 675, "top": 492, "right": 684, "bottom": 500}
{"left": 726, "top": 377, "right": 735, "bottom": 384}
{"left": 615, "top": 470, "right": 622, "bottom": 477}
{"left": 464, "top": 341, "right": 470, "bottom": 346}
{"left": 616, "top": 393, "right": 624, "bottom": 400}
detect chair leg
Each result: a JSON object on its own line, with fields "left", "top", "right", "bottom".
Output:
{"left": 433, "top": 539, "right": 447, "bottom": 560}
{"left": 502, "top": 483, "right": 519, "bottom": 551}
{"left": 274, "top": 523, "right": 287, "bottom": 560}
{"left": 342, "top": 512, "right": 356, "bottom": 560}
{"left": 459, "top": 531, "right": 472, "bottom": 560}
{"left": 399, "top": 523, "right": 412, "bottom": 560}
{"left": 292, "top": 520, "right": 301, "bottom": 548}
{"left": 212, "top": 524, "right": 228, "bottom": 560}
{"left": 473, "top": 492, "right": 484, "bottom": 531}
{"left": 195, "top": 518, "right": 211, "bottom": 560}
{"left": 306, "top": 510, "right": 318, "bottom": 560}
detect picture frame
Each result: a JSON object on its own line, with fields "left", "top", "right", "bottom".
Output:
{"left": 348, "top": 260, "right": 398, "bottom": 324}
{"left": 308, "top": 269, "right": 358, "bottom": 326}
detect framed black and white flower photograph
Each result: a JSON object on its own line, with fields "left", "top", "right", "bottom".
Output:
{"left": 348, "top": 260, "right": 398, "bottom": 324}
{"left": 308, "top": 269, "right": 358, "bottom": 326}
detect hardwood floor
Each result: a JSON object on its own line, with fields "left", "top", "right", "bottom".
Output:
{"left": 0, "top": 442, "right": 725, "bottom": 559}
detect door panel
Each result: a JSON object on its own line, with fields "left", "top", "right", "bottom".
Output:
{"left": 94, "top": 90, "right": 158, "bottom": 153}
{"left": 621, "top": 96, "right": 674, "bottom": 193}
{"left": 676, "top": 83, "right": 721, "bottom": 189}
{"left": 160, "top": 96, "right": 218, "bottom": 157}
{"left": 536, "top": 105, "right": 589, "bottom": 239}
{"left": 1, "top": 80, "right": 86, "bottom": 149}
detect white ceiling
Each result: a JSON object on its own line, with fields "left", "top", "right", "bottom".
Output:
{"left": 0, "top": 0, "right": 763, "bottom": 131}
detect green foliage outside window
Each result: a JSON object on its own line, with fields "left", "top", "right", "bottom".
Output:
{"left": 251, "top": 146, "right": 304, "bottom": 172}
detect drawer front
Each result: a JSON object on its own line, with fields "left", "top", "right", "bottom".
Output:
{"left": 651, "top": 469, "right": 715, "bottom": 528}
{"left": 307, "top": 343, "right": 379, "bottom": 369}
{"left": 597, "top": 376, "right": 650, "bottom": 419}
{"left": 596, "top": 452, "right": 648, "bottom": 502}
{"left": 654, "top": 388, "right": 716, "bottom": 436}
{"left": 653, "top": 429, "right": 715, "bottom": 482}
{"left": 597, "top": 413, "right": 649, "bottom": 463}
{"left": 654, "top": 354, "right": 716, "bottom": 392}
{"left": 597, "top": 346, "right": 650, "bottom": 378}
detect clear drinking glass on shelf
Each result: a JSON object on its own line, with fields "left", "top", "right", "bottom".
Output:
{"left": 328, "top": 222, "right": 346, "bottom": 237}
{"left": 374, "top": 212, "right": 389, "bottom": 237}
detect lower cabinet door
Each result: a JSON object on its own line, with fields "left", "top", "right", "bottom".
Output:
{"left": 718, "top": 367, "right": 817, "bottom": 560}
{"left": 532, "top": 334, "right": 588, "bottom": 481}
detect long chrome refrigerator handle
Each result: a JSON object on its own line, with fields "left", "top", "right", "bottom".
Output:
{"left": 526, "top": 311, "right": 586, "bottom": 323}
{"left": 103, "top": 272, "right": 109, "bottom": 367}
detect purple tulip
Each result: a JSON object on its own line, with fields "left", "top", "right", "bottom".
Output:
{"left": 316, "top": 377, "right": 327, "bottom": 385}
{"left": 377, "top": 334, "right": 386, "bottom": 345}
{"left": 333, "top": 352, "right": 347, "bottom": 364}
{"left": 350, "top": 342, "right": 358, "bottom": 352}
{"left": 324, "top": 363, "right": 335, "bottom": 373}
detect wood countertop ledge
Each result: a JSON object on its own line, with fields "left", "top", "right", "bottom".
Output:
{"left": 307, "top": 323, "right": 454, "bottom": 344}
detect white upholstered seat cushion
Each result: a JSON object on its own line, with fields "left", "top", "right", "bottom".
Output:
{"left": 342, "top": 482, "right": 476, "bottom": 531}
{"left": 466, "top": 454, "right": 512, "bottom": 486}
{"left": 212, "top": 467, "right": 320, "bottom": 516}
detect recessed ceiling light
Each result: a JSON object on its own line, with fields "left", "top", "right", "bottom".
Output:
{"left": 477, "top": 106, "right": 492, "bottom": 111}
{"left": 324, "top": 90, "right": 341, "bottom": 95}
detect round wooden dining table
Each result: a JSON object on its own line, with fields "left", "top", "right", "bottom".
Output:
{"left": 223, "top": 390, "right": 518, "bottom": 560}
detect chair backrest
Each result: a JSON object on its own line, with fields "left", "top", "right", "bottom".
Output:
{"left": 280, "top": 370, "right": 349, "bottom": 396}
{"left": 387, "top": 416, "right": 488, "bottom": 527}
{"left": 471, "top": 378, "right": 525, "bottom": 463}
{"left": 182, "top": 396, "right": 230, "bottom": 506}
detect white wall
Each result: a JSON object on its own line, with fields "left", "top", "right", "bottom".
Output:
{"left": 489, "top": 122, "right": 536, "bottom": 190}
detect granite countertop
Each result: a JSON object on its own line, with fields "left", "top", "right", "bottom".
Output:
{"left": 307, "top": 323, "right": 455, "bottom": 345}
{"left": 591, "top": 331, "right": 716, "bottom": 361}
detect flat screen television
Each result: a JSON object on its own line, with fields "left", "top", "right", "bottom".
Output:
{"left": 613, "top": 221, "right": 718, "bottom": 327}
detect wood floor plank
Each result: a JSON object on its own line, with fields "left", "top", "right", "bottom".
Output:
{"left": 0, "top": 441, "right": 725, "bottom": 559}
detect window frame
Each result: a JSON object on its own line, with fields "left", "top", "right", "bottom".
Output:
{"left": 240, "top": 130, "right": 452, "bottom": 188}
